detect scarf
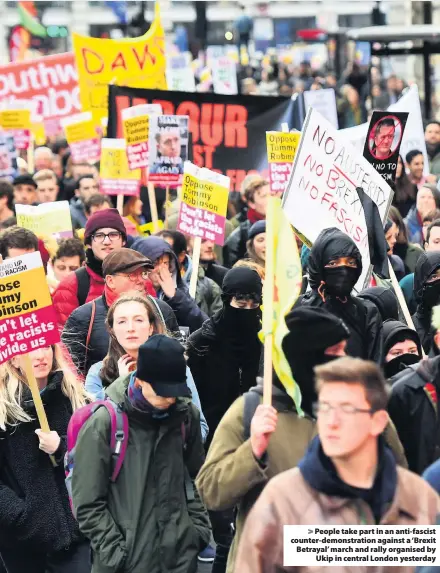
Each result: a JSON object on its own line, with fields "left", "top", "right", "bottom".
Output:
{"left": 127, "top": 372, "right": 171, "bottom": 418}
{"left": 247, "top": 208, "right": 265, "bottom": 225}
{"left": 86, "top": 248, "right": 104, "bottom": 277}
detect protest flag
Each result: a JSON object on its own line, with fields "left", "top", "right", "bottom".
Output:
{"left": 261, "top": 196, "right": 303, "bottom": 410}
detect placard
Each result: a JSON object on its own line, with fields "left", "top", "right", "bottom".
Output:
{"left": 0, "top": 109, "right": 31, "bottom": 150}
{"left": 212, "top": 57, "right": 238, "bottom": 96}
{"left": 266, "top": 131, "right": 301, "bottom": 195}
{"left": 16, "top": 202, "right": 73, "bottom": 240}
{"left": 166, "top": 55, "right": 196, "bottom": 93}
{"left": 148, "top": 115, "right": 189, "bottom": 186}
{"left": 363, "top": 111, "right": 409, "bottom": 184}
{"left": 100, "top": 138, "right": 141, "bottom": 196}
{"left": 61, "top": 112, "right": 101, "bottom": 164}
{"left": 283, "top": 108, "right": 393, "bottom": 290}
{"left": 0, "top": 131, "right": 18, "bottom": 182}
{"left": 177, "top": 161, "right": 229, "bottom": 246}
{"left": 0, "top": 252, "right": 60, "bottom": 364}
{"left": 122, "top": 103, "right": 162, "bottom": 170}
{"left": 304, "top": 88, "right": 339, "bottom": 129}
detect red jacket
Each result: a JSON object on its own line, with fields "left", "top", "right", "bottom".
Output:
{"left": 53, "top": 266, "right": 105, "bottom": 329}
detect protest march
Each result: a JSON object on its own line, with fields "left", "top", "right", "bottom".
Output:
{"left": 4, "top": 3, "right": 440, "bottom": 573}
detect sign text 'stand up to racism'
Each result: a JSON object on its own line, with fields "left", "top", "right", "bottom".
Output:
{"left": 107, "top": 85, "right": 294, "bottom": 192}
{"left": 0, "top": 252, "right": 60, "bottom": 365}
{"left": 283, "top": 108, "right": 393, "bottom": 290}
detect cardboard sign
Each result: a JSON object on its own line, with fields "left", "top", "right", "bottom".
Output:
{"left": 363, "top": 111, "right": 409, "bottom": 184}
{"left": 148, "top": 115, "right": 189, "bottom": 186}
{"left": 100, "top": 138, "right": 141, "bottom": 196}
{"left": 61, "top": 112, "right": 101, "bottom": 164}
{"left": 212, "top": 57, "right": 238, "bottom": 96}
{"left": 283, "top": 108, "right": 393, "bottom": 290}
{"left": 122, "top": 103, "right": 162, "bottom": 170}
{"left": 16, "top": 202, "right": 73, "bottom": 240}
{"left": 0, "top": 53, "right": 79, "bottom": 137}
{"left": 72, "top": 5, "right": 166, "bottom": 124}
{"left": 177, "top": 161, "right": 229, "bottom": 246}
{"left": 0, "top": 252, "right": 60, "bottom": 365}
{"left": 0, "top": 131, "right": 18, "bottom": 182}
{"left": 303, "top": 88, "right": 339, "bottom": 129}
{"left": 166, "top": 55, "right": 196, "bottom": 92}
{"left": 0, "top": 109, "right": 31, "bottom": 150}
{"left": 266, "top": 131, "right": 301, "bottom": 195}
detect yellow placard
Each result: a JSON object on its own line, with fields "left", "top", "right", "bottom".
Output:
{"left": 64, "top": 119, "right": 97, "bottom": 144}
{"left": 31, "top": 122, "right": 46, "bottom": 146}
{"left": 16, "top": 208, "right": 72, "bottom": 239}
{"left": 139, "top": 220, "right": 164, "bottom": 236}
{"left": 100, "top": 146, "right": 141, "bottom": 181}
{"left": 73, "top": 3, "right": 167, "bottom": 125}
{"left": 123, "top": 115, "right": 149, "bottom": 146}
{"left": 266, "top": 132, "right": 301, "bottom": 163}
{"left": 0, "top": 109, "right": 31, "bottom": 130}
{"left": 182, "top": 174, "right": 228, "bottom": 216}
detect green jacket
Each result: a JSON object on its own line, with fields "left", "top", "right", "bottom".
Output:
{"left": 71, "top": 375, "right": 211, "bottom": 573}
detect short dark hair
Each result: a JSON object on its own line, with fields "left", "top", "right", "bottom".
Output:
{"left": 425, "top": 120, "right": 440, "bottom": 130}
{"left": 0, "top": 226, "right": 38, "bottom": 259}
{"left": 157, "top": 229, "right": 187, "bottom": 256}
{"left": 52, "top": 237, "right": 86, "bottom": 264}
{"left": 426, "top": 219, "right": 440, "bottom": 243}
{"left": 75, "top": 174, "right": 95, "bottom": 192}
{"left": 374, "top": 118, "right": 395, "bottom": 138}
{"left": 0, "top": 180, "right": 14, "bottom": 210}
{"left": 83, "top": 193, "right": 112, "bottom": 216}
{"left": 423, "top": 209, "right": 440, "bottom": 225}
{"left": 419, "top": 185, "right": 440, "bottom": 211}
{"left": 315, "top": 357, "right": 388, "bottom": 412}
{"left": 0, "top": 216, "right": 16, "bottom": 230}
{"left": 406, "top": 149, "right": 423, "bottom": 164}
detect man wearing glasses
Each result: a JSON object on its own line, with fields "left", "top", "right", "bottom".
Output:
{"left": 234, "top": 357, "right": 440, "bottom": 573}
{"left": 53, "top": 208, "right": 127, "bottom": 328}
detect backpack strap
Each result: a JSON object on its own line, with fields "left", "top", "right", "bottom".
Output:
{"left": 98, "top": 400, "right": 129, "bottom": 482}
{"left": 84, "top": 299, "right": 97, "bottom": 373}
{"left": 181, "top": 415, "right": 195, "bottom": 501}
{"left": 243, "top": 389, "right": 261, "bottom": 442}
{"left": 75, "top": 266, "right": 91, "bottom": 307}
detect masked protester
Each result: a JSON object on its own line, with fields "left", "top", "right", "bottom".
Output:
{"left": 297, "top": 227, "right": 383, "bottom": 362}
{"left": 383, "top": 319, "right": 423, "bottom": 379}
{"left": 412, "top": 251, "right": 440, "bottom": 353}
{"left": 358, "top": 286, "right": 399, "bottom": 322}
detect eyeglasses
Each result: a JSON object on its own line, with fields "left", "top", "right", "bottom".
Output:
{"left": 313, "top": 402, "right": 374, "bottom": 417}
{"left": 114, "top": 271, "right": 150, "bottom": 282}
{"left": 92, "top": 231, "right": 122, "bottom": 243}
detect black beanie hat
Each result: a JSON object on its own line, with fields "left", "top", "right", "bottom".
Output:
{"left": 222, "top": 267, "right": 263, "bottom": 301}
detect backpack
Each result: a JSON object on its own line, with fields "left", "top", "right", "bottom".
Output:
{"left": 64, "top": 399, "right": 193, "bottom": 517}
{"left": 75, "top": 266, "right": 91, "bottom": 307}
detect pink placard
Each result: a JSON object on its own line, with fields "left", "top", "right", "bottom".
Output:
{"left": 70, "top": 138, "right": 101, "bottom": 164}
{"left": 177, "top": 202, "right": 226, "bottom": 246}
{"left": 100, "top": 179, "right": 140, "bottom": 197}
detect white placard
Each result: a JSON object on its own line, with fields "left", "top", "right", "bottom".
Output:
{"left": 212, "top": 57, "right": 238, "bottom": 96}
{"left": 283, "top": 108, "right": 393, "bottom": 290}
{"left": 166, "top": 55, "right": 196, "bottom": 92}
{"left": 304, "top": 88, "right": 339, "bottom": 129}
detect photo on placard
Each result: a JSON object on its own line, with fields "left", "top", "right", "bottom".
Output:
{"left": 149, "top": 115, "right": 189, "bottom": 181}
{"left": 368, "top": 115, "right": 403, "bottom": 161}
{"left": 0, "top": 132, "right": 18, "bottom": 181}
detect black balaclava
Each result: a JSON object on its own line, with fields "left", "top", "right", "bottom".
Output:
{"left": 382, "top": 319, "right": 422, "bottom": 378}
{"left": 414, "top": 251, "right": 440, "bottom": 313}
{"left": 308, "top": 228, "right": 362, "bottom": 299}
{"left": 282, "top": 306, "right": 350, "bottom": 416}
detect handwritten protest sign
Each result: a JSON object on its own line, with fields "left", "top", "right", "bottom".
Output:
{"left": 61, "top": 112, "right": 100, "bottom": 164}
{"left": 304, "top": 88, "right": 338, "bottom": 129}
{"left": 283, "top": 108, "right": 393, "bottom": 290}
{"left": 0, "top": 109, "right": 32, "bottom": 150}
{"left": 100, "top": 138, "right": 141, "bottom": 196}
{"left": 212, "top": 57, "right": 238, "bottom": 95}
{"left": 166, "top": 55, "right": 196, "bottom": 92}
{"left": 16, "top": 202, "right": 73, "bottom": 240}
{"left": 0, "top": 252, "right": 60, "bottom": 364}
{"left": 148, "top": 115, "right": 189, "bottom": 187}
{"left": 266, "top": 131, "right": 301, "bottom": 195}
{"left": 122, "top": 104, "right": 162, "bottom": 170}
{"left": 177, "top": 161, "right": 230, "bottom": 246}
{"left": 363, "top": 111, "right": 408, "bottom": 184}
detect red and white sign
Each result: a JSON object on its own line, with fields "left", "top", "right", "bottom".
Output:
{"left": 0, "top": 53, "right": 80, "bottom": 137}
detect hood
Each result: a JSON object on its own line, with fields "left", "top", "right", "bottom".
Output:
{"left": 382, "top": 319, "right": 423, "bottom": 358}
{"left": 308, "top": 228, "right": 362, "bottom": 290}
{"left": 357, "top": 286, "right": 399, "bottom": 322}
{"left": 131, "top": 236, "right": 182, "bottom": 287}
{"left": 414, "top": 251, "right": 440, "bottom": 304}
{"left": 298, "top": 435, "right": 397, "bottom": 522}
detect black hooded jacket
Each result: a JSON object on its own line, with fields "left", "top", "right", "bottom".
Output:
{"left": 358, "top": 286, "right": 399, "bottom": 322}
{"left": 297, "top": 228, "right": 383, "bottom": 363}
{"left": 132, "top": 237, "right": 208, "bottom": 333}
{"left": 389, "top": 356, "right": 440, "bottom": 474}
{"left": 412, "top": 251, "right": 440, "bottom": 353}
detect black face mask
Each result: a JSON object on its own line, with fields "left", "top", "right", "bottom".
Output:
{"left": 422, "top": 280, "right": 440, "bottom": 309}
{"left": 384, "top": 352, "right": 421, "bottom": 378}
{"left": 323, "top": 266, "right": 358, "bottom": 297}
{"left": 220, "top": 304, "right": 261, "bottom": 335}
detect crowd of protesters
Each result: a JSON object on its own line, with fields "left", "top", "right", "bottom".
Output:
{"left": 3, "top": 65, "right": 440, "bottom": 573}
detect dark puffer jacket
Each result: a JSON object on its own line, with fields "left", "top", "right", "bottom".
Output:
{"left": 297, "top": 228, "right": 383, "bottom": 363}
{"left": 412, "top": 251, "right": 440, "bottom": 354}
{"left": 223, "top": 220, "right": 251, "bottom": 268}
{"left": 62, "top": 293, "right": 179, "bottom": 376}
{"left": 0, "top": 372, "right": 81, "bottom": 553}
{"left": 132, "top": 237, "right": 208, "bottom": 333}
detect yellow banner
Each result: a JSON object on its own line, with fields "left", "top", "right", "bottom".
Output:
{"left": 0, "top": 109, "right": 31, "bottom": 130}
{"left": 64, "top": 118, "right": 97, "bottom": 144}
{"left": 73, "top": 3, "right": 166, "bottom": 124}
